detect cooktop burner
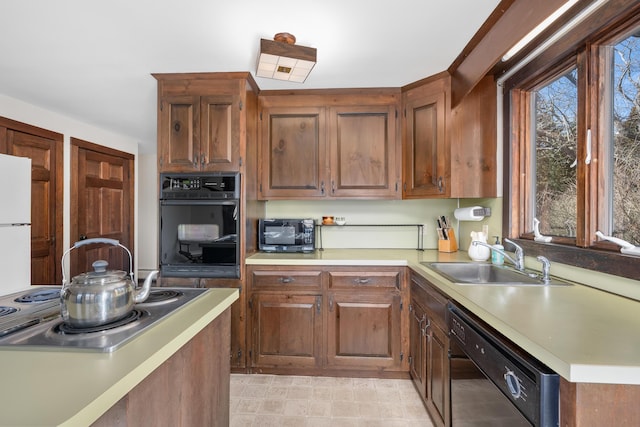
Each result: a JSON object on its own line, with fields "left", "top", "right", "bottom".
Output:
{"left": 14, "top": 288, "right": 60, "bottom": 303}
{"left": 140, "top": 289, "right": 183, "bottom": 305}
{"left": 55, "top": 309, "right": 148, "bottom": 335}
{"left": 0, "top": 287, "right": 208, "bottom": 352}
{"left": 0, "top": 307, "right": 18, "bottom": 317}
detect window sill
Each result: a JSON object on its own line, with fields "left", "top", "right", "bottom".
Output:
{"left": 513, "top": 238, "right": 640, "bottom": 281}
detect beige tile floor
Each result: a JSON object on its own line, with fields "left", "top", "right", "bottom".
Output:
{"left": 230, "top": 374, "right": 434, "bottom": 427}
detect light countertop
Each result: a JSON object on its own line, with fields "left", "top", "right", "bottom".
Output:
{"left": 247, "top": 249, "right": 640, "bottom": 385}
{"left": 0, "top": 287, "right": 238, "bottom": 427}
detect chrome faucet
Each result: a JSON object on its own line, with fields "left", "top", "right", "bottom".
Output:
{"left": 472, "top": 238, "right": 525, "bottom": 271}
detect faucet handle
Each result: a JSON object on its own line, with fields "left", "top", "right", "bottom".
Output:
{"left": 504, "top": 238, "right": 522, "bottom": 253}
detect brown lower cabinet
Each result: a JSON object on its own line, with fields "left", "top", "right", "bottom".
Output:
{"left": 247, "top": 265, "right": 409, "bottom": 377}
{"left": 409, "top": 271, "right": 450, "bottom": 427}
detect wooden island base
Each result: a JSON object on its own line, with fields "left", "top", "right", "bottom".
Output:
{"left": 92, "top": 308, "right": 231, "bottom": 427}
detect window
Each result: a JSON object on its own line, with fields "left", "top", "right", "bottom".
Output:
{"left": 610, "top": 31, "right": 640, "bottom": 245}
{"left": 533, "top": 68, "right": 578, "bottom": 238}
{"left": 504, "top": 5, "right": 640, "bottom": 279}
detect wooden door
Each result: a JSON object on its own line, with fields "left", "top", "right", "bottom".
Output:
{"left": 70, "top": 138, "right": 134, "bottom": 277}
{"left": 1, "top": 120, "right": 63, "bottom": 286}
{"left": 326, "top": 291, "right": 401, "bottom": 370}
{"left": 329, "top": 105, "right": 399, "bottom": 198}
{"left": 250, "top": 293, "right": 322, "bottom": 369}
{"left": 426, "top": 322, "right": 450, "bottom": 427}
{"left": 259, "top": 107, "right": 327, "bottom": 199}
{"left": 403, "top": 90, "right": 448, "bottom": 197}
{"left": 158, "top": 95, "right": 200, "bottom": 172}
{"left": 409, "top": 299, "right": 428, "bottom": 401}
{"left": 200, "top": 95, "right": 241, "bottom": 171}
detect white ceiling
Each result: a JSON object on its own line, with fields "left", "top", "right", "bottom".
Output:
{"left": 0, "top": 0, "right": 500, "bottom": 153}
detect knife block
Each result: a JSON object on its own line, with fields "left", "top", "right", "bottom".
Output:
{"left": 438, "top": 228, "right": 458, "bottom": 253}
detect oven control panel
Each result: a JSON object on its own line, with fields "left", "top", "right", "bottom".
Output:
{"left": 160, "top": 173, "right": 240, "bottom": 199}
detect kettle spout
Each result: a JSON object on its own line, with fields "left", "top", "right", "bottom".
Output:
{"left": 134, "top": 270, "right": 159, "bottom": 303}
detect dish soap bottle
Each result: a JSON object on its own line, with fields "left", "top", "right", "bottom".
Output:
{"left": 492, "top": 236, "right": 504, "bottom": 265}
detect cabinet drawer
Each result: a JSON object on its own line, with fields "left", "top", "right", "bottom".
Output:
{"left": 250, "top": 270, "right": 322, "bottom": 289}
{"left": 410, "top": 273, "right": 448, "bottom": 330}
{"left": 328, "top": 270, "right": 401, "bottom": 290}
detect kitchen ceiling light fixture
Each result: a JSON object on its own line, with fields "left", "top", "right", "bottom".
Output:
{"left": 256, "top": 33, "right": 316, "bottom": 83}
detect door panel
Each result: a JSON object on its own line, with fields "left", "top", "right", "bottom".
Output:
{"left": 251, "top": 293, "right": 322, "bottom": 368}
{"left": 260, "top": 107, "right": 327, "bottom": 198}
{"left": 200, "top": 95, "right": 240, "bottom": 171}
{"left": 71, "top": 138, "right": 134, "bottom": 277}
{"left": 330, "top": 106, "right": 396, "bottom": 197}
{"left": 159, "top": 95, "right": 200, "bottom": 172}
{"left": 326, "top": 291, "right": 401, "bottom": 369}
{"left": 6, "top": 128, "right": 61, "bottom": 285}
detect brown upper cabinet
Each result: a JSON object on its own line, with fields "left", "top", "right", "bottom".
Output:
{"left": 402, "top": 74, "right": 451, "bottom": 198}
{"left": 402, "top": 72, "right": 497, "bottom": 199}
{"left": 258, "top": 90, "right": 401, "bottom": 200}
{"left": 154, "top": 73, "right": 258, "bottom": 173}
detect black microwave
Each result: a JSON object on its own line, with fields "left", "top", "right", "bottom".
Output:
{"left": 258, "top": 219, "right": 316, "bottom": 253}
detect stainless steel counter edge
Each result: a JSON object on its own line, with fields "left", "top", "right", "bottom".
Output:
{"left": 0, "top": 288, "right": 238, "bottom": 427}
{"left": 247, "top": 249, "right": 640, "bottom": 385}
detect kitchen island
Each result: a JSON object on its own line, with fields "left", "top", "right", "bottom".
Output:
{"left": 0, "top": 287, "right": 237, "bottom": 426}
{"left": 248, "top": 249, "right": 640, "bottom": 424}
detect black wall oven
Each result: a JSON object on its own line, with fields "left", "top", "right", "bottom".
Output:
{"left": 159, "top": 172, "right": 240, "bottom": 278}
{"left": 449, "top": 303, "right": 559, "bottom": 426}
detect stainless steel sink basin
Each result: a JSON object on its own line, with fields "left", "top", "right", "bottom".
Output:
{"left": 422, "top": 262, "right": 572, "bottom": 286}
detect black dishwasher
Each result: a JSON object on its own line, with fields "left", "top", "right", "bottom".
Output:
{"left": 448, "top": 302, "right": 559, "bottom": 426}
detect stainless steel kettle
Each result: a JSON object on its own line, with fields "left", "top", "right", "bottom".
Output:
{"left": 60, "top": 238, "right": 159, "bottom": 328}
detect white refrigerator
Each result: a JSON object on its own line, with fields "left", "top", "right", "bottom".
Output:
{"left": 0, "top": 153, "right": 31, "bottom": 295}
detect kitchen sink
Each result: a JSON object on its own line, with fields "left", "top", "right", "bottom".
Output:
{"left": 422, "top": 262, "right": 572, "bottom": 286}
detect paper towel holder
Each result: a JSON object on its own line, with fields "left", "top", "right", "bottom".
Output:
{"left": 454, "top": 206, "right": 491, "bottom": 221}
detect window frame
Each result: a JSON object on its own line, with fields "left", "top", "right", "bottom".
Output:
{"left": 501, "top": 4, "right": 640, "bottom": 280}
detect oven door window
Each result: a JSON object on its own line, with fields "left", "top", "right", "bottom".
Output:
{"left": 160, "top": 201, "right": 239, "bottom": 277}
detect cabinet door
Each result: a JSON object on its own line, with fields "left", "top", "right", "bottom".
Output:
{"left": 426, "top": 322, "right": 450, "bottom": 427}
{"left": 329, "top": 105, "right": 399, "bottom": 198}
{"left": 259, "top": 107, "right": 327, "bottom": 199}
{"left": 403, "top": 90, "right": 448, "bottom": 197}
{"left": 158, "top": 95, "right": 200, "bottom": 172}
{"left": 250, "top": 293, "right": 322, "bottom": 369}
{"left": 200, "top": 95, "right": 241, "bottom": 172}
{"left": 409, "top": 300, "right": 428, "bottom": 402}
{"left": 326, "top": 291, "right": 402, "bottom": 370}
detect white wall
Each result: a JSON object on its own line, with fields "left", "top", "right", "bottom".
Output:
{"left": 0, "top": 94, "right": 144, "bottom": 279}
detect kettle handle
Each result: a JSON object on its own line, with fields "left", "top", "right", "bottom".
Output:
{"left": 73, "top": 237, "right": 120, "bottom": 248}
{"left": 61, "top": 238, "right": 134, "bottom": 286}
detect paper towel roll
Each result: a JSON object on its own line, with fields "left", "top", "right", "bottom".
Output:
{"left": 454, "top": 206, "right": 486, "bottom": 221}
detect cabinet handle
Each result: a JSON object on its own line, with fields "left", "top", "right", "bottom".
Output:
{"left": 331, "top": 180, "right": 335, "bottom": 194}
{"left": 194, "top": 153, "right": 199, "bottom": 167}
{"left": 201, "top": 155, "right": 206, "bottom": 166}
{"left": 422, "top": 318, "right": 431, "bottom": 338}
{"left": 354, "top": 277, "right": 371, "bottom": 285}
{"left": 437, "top": 176, "right": 444, "bottom": 192}
{"left": 316, "top": 296, "right": 321, "bottom": 314}
{"left": 321, "top": 181, "right": 325, "bottom": 195}
{"left": 329, "top": 295, "right": 334, "bottom": 312}
{"left": 279, "top": 277, "right": 295, "bottom": 284}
